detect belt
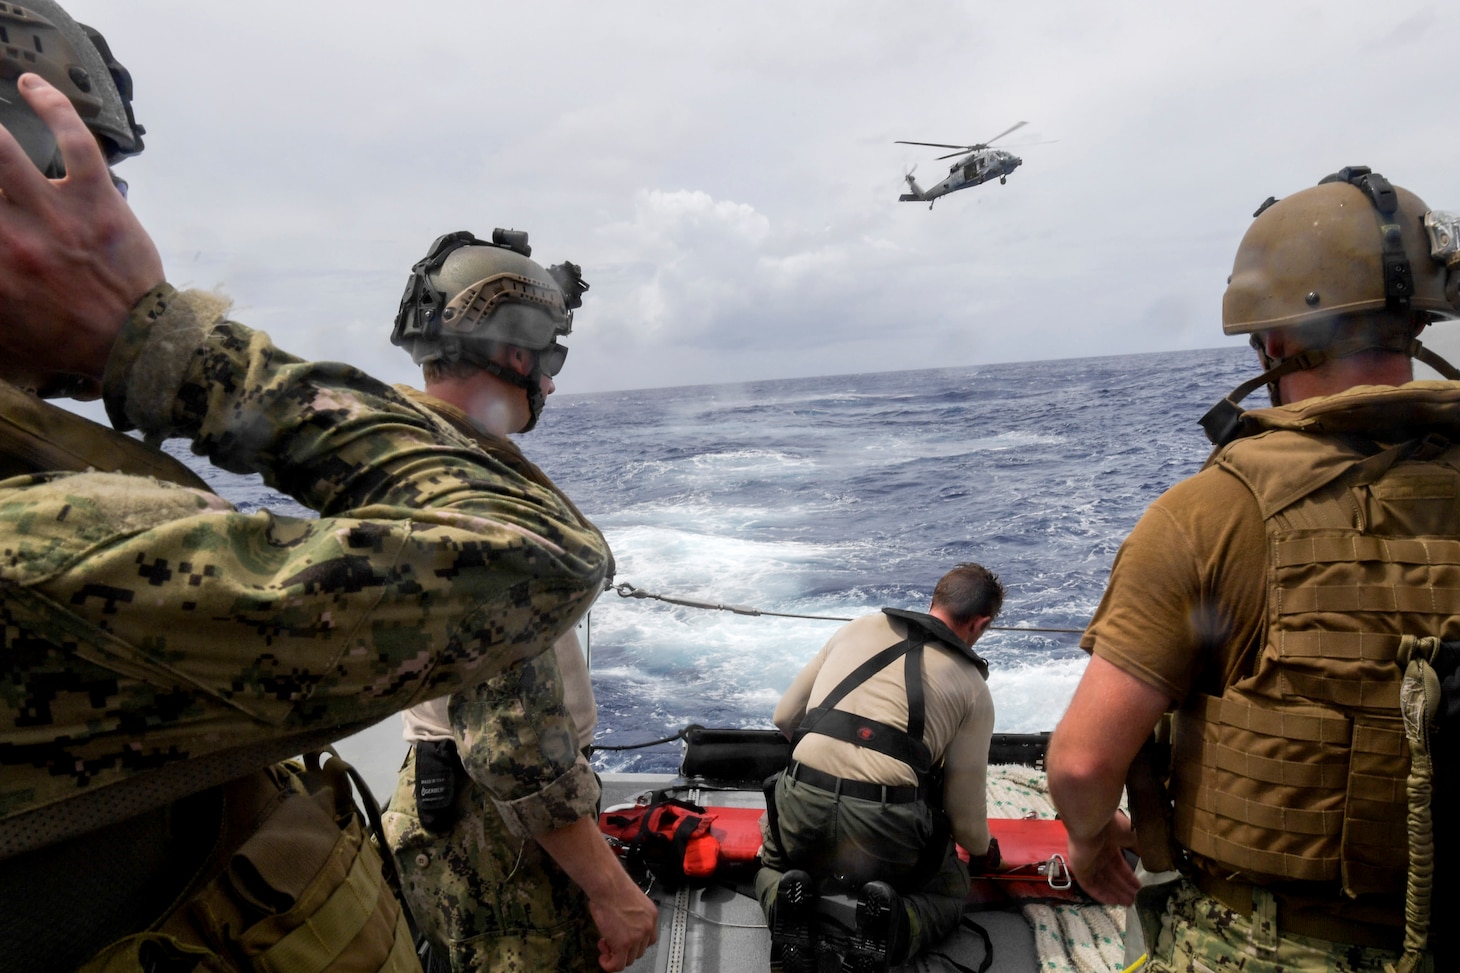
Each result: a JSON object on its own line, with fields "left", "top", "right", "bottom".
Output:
{"left": 787, "top": 761, "right": 923, "bottom": 804}
{"left": 1189, "top": 870, "right": 1403, "bottom": 951}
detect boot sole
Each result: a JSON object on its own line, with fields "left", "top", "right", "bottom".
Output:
{"left": 772, "top": 870, "right": 818, "bottom": 973}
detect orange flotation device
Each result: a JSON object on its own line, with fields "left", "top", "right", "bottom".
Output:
{"left": 600, "top": 792, "right": 764, "bottom": 888}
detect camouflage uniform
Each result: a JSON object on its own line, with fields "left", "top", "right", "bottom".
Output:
{"left": 1143, "top": 881, "right": 1402, "bottom": 973}
{"left": 383, "top": 389, "right": 605, "bottom": 973}
{"left": 0, "top": 286, "right": 611, "bottom": 967}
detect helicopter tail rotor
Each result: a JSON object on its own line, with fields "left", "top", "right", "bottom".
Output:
{"left": 900, "top": 166, "right": 926, "bottom": 202}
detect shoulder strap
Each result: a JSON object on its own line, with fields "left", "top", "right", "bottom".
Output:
{"left": 904, "top": 642, "right": 926, "bottom": 744}
{"left": 795, "top": 631, "right": 934, "bottom": 776}
{"left": 883, "top": 607, "right": 988, "bottom": 678}
{"left": 808, "top": 639, "right": 914, "bottom": 714}
{"left": 0, "top": 379, "right": 208, "bottom": 488}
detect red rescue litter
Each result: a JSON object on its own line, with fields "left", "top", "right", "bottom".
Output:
{"left": 601, "top": 794, "right": 1084, "bottom": 903}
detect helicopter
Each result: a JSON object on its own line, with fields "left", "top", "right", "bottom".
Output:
{"left": 896, "top": 121, "right": 1028, "bottom": 209}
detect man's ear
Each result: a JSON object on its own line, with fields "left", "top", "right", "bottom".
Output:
{"left": 967, "top": 615, "right": 992, "bottom": 644}
{"left": 1259, "top": 329, "right": 1289, "bottom": 360}
{"left": 500, "top": 345, "right": 535, "bottom": 377}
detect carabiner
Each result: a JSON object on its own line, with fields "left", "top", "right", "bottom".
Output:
{"left": 1040, "top": 853, "right": 1073, "bottom": 890}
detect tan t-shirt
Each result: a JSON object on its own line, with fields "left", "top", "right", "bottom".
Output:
{"left": 775, "top": 612, "right": 994, "bottom": 855}
{"left": 1081, "top": 465, "right": 1266, "bottom": 703}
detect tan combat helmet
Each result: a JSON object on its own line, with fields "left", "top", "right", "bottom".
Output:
{"left": 1201, "top": 166, "right": 1460, "bottom": 446}
{"left": 392, "top": 229, "right": 588, "bottom": 431}
{"left": 0, "top": 1, "right": 144, "bottom": 175}
{"left": 1224, "top": 171, "right": 1459, "bottom": 334}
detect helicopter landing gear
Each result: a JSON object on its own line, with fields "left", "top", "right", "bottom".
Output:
{"left": 1000, "top": 176, "right": 1007, "bottom": 184}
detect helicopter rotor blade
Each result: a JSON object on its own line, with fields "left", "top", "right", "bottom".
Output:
{"left": 983, "top": 120, "right": 1028, "bottom": 146}
{"left": 935, "top": 149, "right": 973, "bottom": 160}
{"left": 894, "top": 140, "right": 973, "bottom": 150}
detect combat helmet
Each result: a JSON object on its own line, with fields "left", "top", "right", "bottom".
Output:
{"left": 1201, "top": 166, "right": 1460, "bottom": 446}
{"left": 0, "top": 1, "right": 145, "bottom": 175}
{"left": 393, "top": 229, "right": 588, "bottom": 432}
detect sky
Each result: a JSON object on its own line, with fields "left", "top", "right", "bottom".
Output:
{"left": 54, "top": 0, "right": 1460, "bottom": 399}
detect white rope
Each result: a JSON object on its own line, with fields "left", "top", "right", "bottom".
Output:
{"left": 986, "top": 764, "right": 1128, "bottom": 973}
{"left": 986, "top": 763, "right": 1058, "bottom": 818}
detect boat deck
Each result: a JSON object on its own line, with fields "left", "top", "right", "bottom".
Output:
{"left": 603, "top": 767, "right": 1126, "bottom": 973}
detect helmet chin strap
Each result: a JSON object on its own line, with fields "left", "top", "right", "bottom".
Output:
{"left": 1251, "top": 334, "right": 1319, "bottom": 408}
{"left": 1199, "top": 348, "right": 1325, "bottom": 447}
{"left": 1199, "top": 331, "right": 1460, "bottom": 447}
{"left": 478, "top": 358, "right": 545, "bottom": 433}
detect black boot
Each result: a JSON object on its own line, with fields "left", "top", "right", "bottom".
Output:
{"left": 770, "top": 869, "right": 819, "bottom": 973}
{"left": 841, "top": 881, "right": 909, "bottom": 973}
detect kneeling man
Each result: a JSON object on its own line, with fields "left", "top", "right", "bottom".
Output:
{"left": 758, "top": 563, "right": 1002, "bottom": 973}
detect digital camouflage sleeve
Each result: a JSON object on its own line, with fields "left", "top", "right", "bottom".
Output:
{"left": 400, "top": 387, "right": 603, "bottom": 837}
{"left": 0, "top": 285, "right": 612, "bottom": 858}
{"left": 451, "top": 648, "right": 600, "bottom": 837}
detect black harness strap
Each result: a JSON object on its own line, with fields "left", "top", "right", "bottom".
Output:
{"left": 905, "top": 642, "right": 926, "bottom": 745}
{"left": 795, "top": 637, "right": 934, "bottom": 779}
{"left": 809, "top": 639, "right": 917, "bottom": 713}
{"left": 793, "top": 610, "right": 989, "bottom": 789}
{"left": 798, "top": 709, "right": 932, "bottom": 776}
{"left": 925, "top": 914, "right": 994, "bottom": 973}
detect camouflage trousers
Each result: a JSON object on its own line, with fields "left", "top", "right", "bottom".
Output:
{"left": 383, "top": 747, "right": 600, "bottom": 973}
{"left": 1139, "top": 878, "right": 1403, "bottom": 973}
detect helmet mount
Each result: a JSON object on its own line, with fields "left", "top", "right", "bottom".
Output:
{"left": 1318, "top": 167, "right": 1415, "bottom": 314}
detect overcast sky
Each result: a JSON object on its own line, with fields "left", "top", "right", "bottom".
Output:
{"left": 58, "top": 0, "right": 1460, "bottom": 398}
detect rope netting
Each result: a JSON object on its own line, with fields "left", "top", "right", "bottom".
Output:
{"left": 984, "top": 764, "right": 1128, "bottom": 973}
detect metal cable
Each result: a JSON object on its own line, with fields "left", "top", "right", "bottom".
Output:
{"left": 606, "top": 581, "right": 1086, "bottom": 635}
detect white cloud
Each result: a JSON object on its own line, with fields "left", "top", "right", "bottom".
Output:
{"left": 49, "top": 0, "right": 1460, "bottom": 397}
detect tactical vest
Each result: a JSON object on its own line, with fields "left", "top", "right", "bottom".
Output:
{"left": 0, "top": 383, "right": 418, "bottom": 973}
{"left": 1170, "top": 382, "right": 1460, "bottom": 896}
{"left": 794, "top": 608, "right": 988, "bottom": 790}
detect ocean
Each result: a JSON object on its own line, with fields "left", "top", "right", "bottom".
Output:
{"left": 188, "top": 345, "right": 1255, "bottom": 797}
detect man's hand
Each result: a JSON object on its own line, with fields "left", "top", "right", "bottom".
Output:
{"left": 588, "top": 884, "right": 658, "bottom": 972}
{"left": 1047, "top": 654, "right": 1173, "bottom": 907}
{"left": 0, "top": 73, "right": 164, "bottom": 397}
{"left": 1066, "top": 811, "right": 1142, "bottom": 906}
{"left": 534, "top": 814, "right": 659, "bottom": 971}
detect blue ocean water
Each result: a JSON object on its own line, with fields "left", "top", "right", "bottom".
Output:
{"left": 190, "top": 345, "right": 1255, "bottom": 793}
